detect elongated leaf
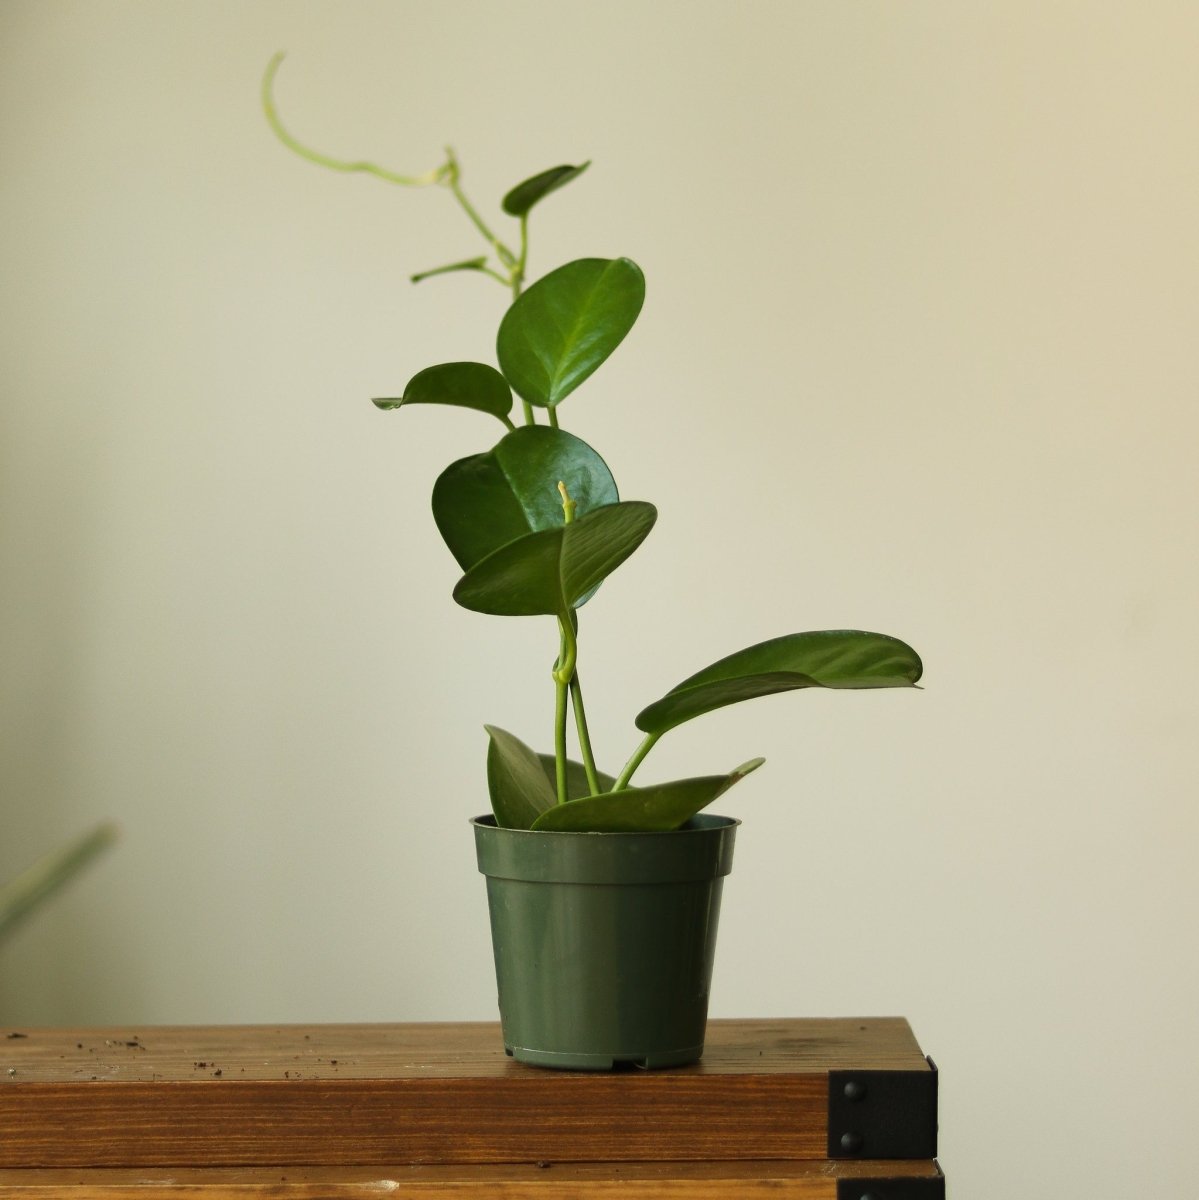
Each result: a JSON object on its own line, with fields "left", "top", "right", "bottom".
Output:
{"left": 373, "top": 362, "right": 512, "bottom": 421}
{"left": 502, "top": 162, "right": 590, "bottom": 217}
{"left": 537, "top": 753, "right": 616, "bottom": 800}
{"left": 531, "top": 758, "right": 763, "bottom": 833}
{"left": 497, "top": 257, "right": 645, "bottom": 408}
{"left": 636, "top": 630, "right": 923, "bottom": 735}
{"left": 453, "top": 500, "right": 656, "bottom": 617}
{"left": 410, "top": 257, "right": 490, "bottom": 284}
{"left": 432, "top": 427, "right": 617, "bottom": 572}
{"left": 0, "top": 823, "right": 118, "bottom": 942}
{"left": 486, "top": 725, "right": 557, "bottom": 830}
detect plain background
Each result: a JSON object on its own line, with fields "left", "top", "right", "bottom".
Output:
{"left": 2, "top": 2, "right": 1196, "bottom": 1194}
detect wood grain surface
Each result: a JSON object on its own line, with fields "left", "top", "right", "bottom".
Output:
{"left": 0, "top": 1161, "right": 945, "bottom": 1199}
{"left": 0, "top": 1019, "right": 933, "bottom": 1170}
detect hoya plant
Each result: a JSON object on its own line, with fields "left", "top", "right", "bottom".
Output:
{"left": 264, "top": 55, "right": 922, "bottom": 833}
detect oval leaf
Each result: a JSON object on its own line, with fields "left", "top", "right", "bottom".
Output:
{"left": 636, "top": 631, "right": 923, "bottom": 736}
{"left": 502, "top": 162, "right": 590, "bottom": 217}
{"left": 374, "top": 362, "right": 512, "bottom": 421}
{"left": 432, "top": 427, "right": 617, "bottom": 572}
{"left": 496, "top": 257, "right": 645, "bottom": 409}
{"left": 452, "top": 500, "right": 656, "bottom": 617}
{"left": 531, "top": 758, "right": 763, "bottom": 833}
{"left": 486, "top": 725, "right": 557, "bottom": 830}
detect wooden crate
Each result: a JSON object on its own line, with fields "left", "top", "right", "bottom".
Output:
{"left": 0, "top": 1018, "right": 944, "bottom": 1198}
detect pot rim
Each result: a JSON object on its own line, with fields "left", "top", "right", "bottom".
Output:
{"left": 469, "top": 813, "right": 741, "bottom": 837}
{"left": 473, "top": 811, "right": 739, "bottom": 882}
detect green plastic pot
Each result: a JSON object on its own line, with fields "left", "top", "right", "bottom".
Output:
{"left": 471, "top": 813, "right": 738, "bottom": 1070}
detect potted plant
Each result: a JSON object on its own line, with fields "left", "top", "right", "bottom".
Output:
{"left": 263, "top": 55, "right": 923, "bottom": 1070}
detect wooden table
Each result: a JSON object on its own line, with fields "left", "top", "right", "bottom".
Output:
{"left": 1, "top": 1018, "right": 945, "bottom": 1197}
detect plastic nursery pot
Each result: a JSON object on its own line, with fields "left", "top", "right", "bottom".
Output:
{"left": 471, "top": 813, "right": 738, "bottom": 1071}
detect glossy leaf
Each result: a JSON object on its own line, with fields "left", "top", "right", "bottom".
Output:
{"left": 432, "top": 427, "right": 617, "bottom": 572}
{"left": 496, "top": 257, "right": 645, "bottom": 408}
{"left": 502, "top": 162, "right": 590, "bottom": 217}
{"left": 373, "top": 362, "right": 512, "bottom": 422}
{"left": 485, "top": 725, "right": 557, "bottom": 830}
{"left": 636, "top": 631, "right": 923, "bottom": 735}
{"left": 531, "top": 758, "right": 764, "bottom": 833}
{"left": 453, "top": 500, "right": 656, "bottom": 617}
{"left": 536, "top": 753, "right": 616, "bottom": 800}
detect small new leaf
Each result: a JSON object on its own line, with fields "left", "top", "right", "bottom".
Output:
{"left": 410, "top": 257, "right": 489, "bottom": 284}
{"left": 502, "top": 162, "right": 591, "bottom": 217}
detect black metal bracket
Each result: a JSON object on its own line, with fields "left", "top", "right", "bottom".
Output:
{"left": 828, "top": 1056, "right": 938, "bottom": 1159}
{"left": 836, "top": 1172, "right": 945, "bottom": 1200}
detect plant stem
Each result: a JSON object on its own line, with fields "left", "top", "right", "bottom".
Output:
{"left": 262, "top": 54, "right": 449, "bottom": 188}
{"left": 550, "top": 484, "right": 584, "bottom": 803}
{"left": 553, "top": 630, "right": 569, "bottom": 806}
{"left": 555, "top": 610, "right": 600, "bottom": 796}
{"left": 508, "top": 218, "right": 535, "bottom": 424}
{"left": 613, "top": 731, "right": 661, "bottom": 791}
{"left": 569, "top": 670, "right": 601, "bottom": 795}
{"left": 514, "top": 214, "right": 529, "bottom": 297}
{"left": 553, "top": 617, "right": 578, "bottom": 684}
{"left": 557, "top": 480, "right": 576, "bottom": 525}
{"left": 551, "top": 610, "right": 578, "bottom": 805}
{"left": 443, "top": 149, "right": 519, "bottom": 273}
{"left": 263, "top": 57, "right": 533, "bottom": 303}
{"left": 547, "top": 407, "right": 560, "bottom": 430}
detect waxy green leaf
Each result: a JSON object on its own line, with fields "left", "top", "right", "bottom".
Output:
{"left": 636, "top": 631, "right": 923, "bottom": 736}
{"left": 432, "top": 427, "right": 617, "bottom": 573}
{"left": 531, "top": 758, "right": 763, "bottom": 833}
{"left": 452, "top": 500, "right": 656, "bottom": 617}
{"left": 373, "top": 362, "right": 512, "bottom": 422}
{"left": 485, "top": 725, "right": 557, "bottom": 830}
{"left": 502, "top": 162, "right": 590, "bottom": 217}
{"left": 497, "top": 258, "right": 645, "bottom": 409}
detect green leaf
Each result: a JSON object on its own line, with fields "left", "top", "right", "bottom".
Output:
{"left": 0, "top": 822, "right": 118, "bottom": 942}
{"left": 636, "top": 631, "right": 923, "bottom": 736}
{"left": 496, "top": 257, "right": 645, "bottom": 409}
{"left": 486, "top": 725, "right": 557, "bottom": 830}
{"left": 536, "top": 753, "right": 616, "bottom": 800}
{"left": 409, "top": 257, "right": 490, "bottom": 284}
{"left": 373, "top": 362, "right": 512, "bottom": 422}
{"left": 432, "top": 427, "right": 617, "bottom": 572}
{"left": 453, "top": 500, "right": 656, "bottom": 617}
{"left": 531, "top": 758, "right": 763, "bottom": 833}
{"left": 502, "top": 162, "right": 591, "bottom": 217}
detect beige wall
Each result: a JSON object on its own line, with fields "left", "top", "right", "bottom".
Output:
{"left": 2, "top": 1, "right": 1196, "bottom": 1193}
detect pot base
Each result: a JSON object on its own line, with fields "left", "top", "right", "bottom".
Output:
{"left": 505, "top": 1043, "right": 702, "bottom": 1071}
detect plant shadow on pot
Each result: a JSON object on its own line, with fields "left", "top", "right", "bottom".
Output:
{"left": 472, "top": 813, "right": 738, "bottom": 1070}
